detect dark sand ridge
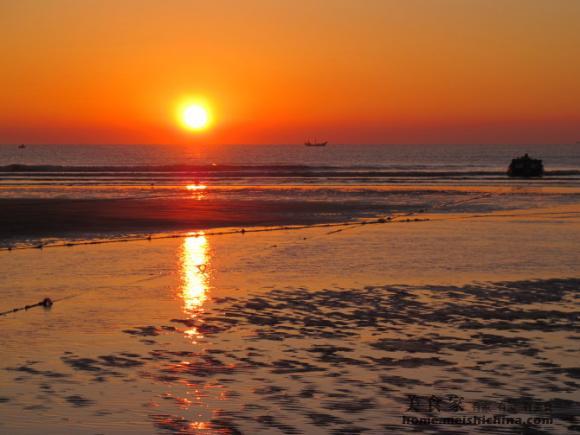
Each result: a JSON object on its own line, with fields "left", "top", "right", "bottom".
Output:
{"left": 0, "top": 197, "right": 389, "bottom": 243}
{"left": 0, "top": 190, "right": 504, "bottom": 246}
{"left": 2, "top": 278, "right": 578, "bottom": 433}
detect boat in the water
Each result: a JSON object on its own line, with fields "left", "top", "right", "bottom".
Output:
{"left": 507, "top": 153, "right": 544, "bottom": 177}
{"left": 18, "top": 144, "right": 26, "bottom": 149}
{"left": 305, "top": 140, "right": 327, "bottom": 147}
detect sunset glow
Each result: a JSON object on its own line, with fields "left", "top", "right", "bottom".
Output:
{"left": 1, "top": 1, "right": 579, "bottom": 144}
{"left": 180, "top": 104, "right": 210, "bottom": 131}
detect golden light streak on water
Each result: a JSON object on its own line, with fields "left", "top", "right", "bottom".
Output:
{"left": 179, "top": 232, "right": 210, "bottom": 337}
{"left": 185, "top": 184, "right": 207, "bottom": 191}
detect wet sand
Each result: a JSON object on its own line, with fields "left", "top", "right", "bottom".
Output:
{"left": 1, "top": 276, "right": 578, "bottom": 434}
{"left": 0, "top": 197, "right": 385, "bottom": 243}
{"left": 3, "top": 185, "right": 579, "bottom": 248}
{"left": 0, "top": 212, "right": 579, "bottom": 434}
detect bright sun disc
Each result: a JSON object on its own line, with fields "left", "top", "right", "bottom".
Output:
{"left": 181, "top": 104, "right": 210, "bottom": 130}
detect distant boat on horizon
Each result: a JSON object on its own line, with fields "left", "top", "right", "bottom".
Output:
{"left": 304, "top": 139, "right": 327, "bottom": 147}
{"left": 18, "top": 144, "right": 26, "bottom": 149}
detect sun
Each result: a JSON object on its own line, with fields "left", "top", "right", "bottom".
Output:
{"left": 180, "top": 104, "right": 210, "bottom": 131}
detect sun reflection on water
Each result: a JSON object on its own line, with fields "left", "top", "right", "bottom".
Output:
{"left": 184, "top": 184, "right": 208, "bottom": 201}
{"left": 185, "top": 184, "right": 207, "bottom": 191}
{"left": 179, "top": 232, "right": 210, "bottom": 337}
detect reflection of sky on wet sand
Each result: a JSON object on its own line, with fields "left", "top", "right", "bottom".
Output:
{"left": 0, "top": 209, "right": 579, "bottom": 434}
{"left": 180, "top": 233, "right": 210, "bottom": 337}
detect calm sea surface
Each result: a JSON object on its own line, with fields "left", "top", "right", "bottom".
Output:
{"left": 1, "top": 143, "right": 579, "bottom": 169}
{"left": 1, "top": 144, "right": 579, "bottom": 198}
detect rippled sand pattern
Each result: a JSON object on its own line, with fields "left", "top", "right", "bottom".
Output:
{"left": 2, "top": 278, "right": 578, "bottom": 434}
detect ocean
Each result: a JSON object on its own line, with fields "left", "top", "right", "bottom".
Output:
{"left": 2, "top": 143, "right": 579, "bottom": 189}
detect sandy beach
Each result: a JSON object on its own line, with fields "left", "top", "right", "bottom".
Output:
{"left": 1, "top": 205, "right": 579, "bottom": 434}
{"left": 2, "top": 183, "right": 579, "bottom": 247}
{"left": 0, "top": 197, "right": 381, "bottom": 244}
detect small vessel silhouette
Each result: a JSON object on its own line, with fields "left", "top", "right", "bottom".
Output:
{"left": 507, "top": 153, "right": 544, "bottom": 178}
{"left": 18, "top": 144, "right": 26, "bottom": 149}
{"left": 304, "top": 139, "right": 327, "bottom": 147}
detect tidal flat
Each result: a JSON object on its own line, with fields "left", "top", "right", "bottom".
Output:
{"left": 0, "top": 209, "right": 579, "bottom": 434}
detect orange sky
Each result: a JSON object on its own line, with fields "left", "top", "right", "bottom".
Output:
{"left": 1, "top": 0, "right": 579, "bottom": 145}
